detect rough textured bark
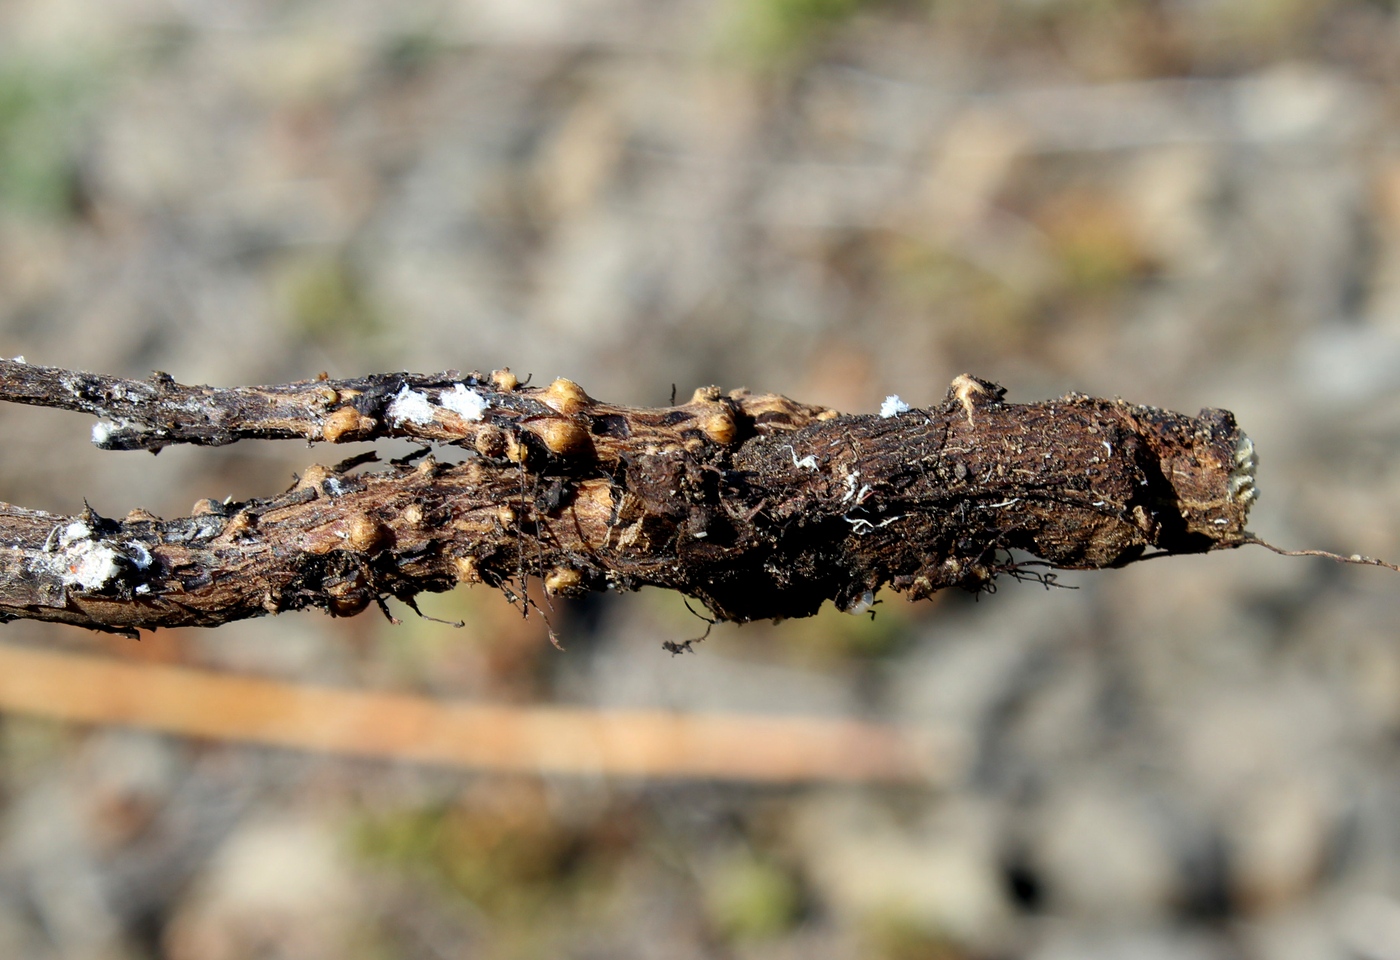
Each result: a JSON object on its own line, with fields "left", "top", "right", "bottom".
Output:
{"left": 0, "top": 360, "right": 1261, "bottom": 636}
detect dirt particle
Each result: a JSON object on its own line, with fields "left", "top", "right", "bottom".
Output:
{"left": 474, "top": 425, "right": 508, "bottom": 459}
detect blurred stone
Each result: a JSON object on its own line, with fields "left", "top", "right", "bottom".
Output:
{"left": 1297, "top": 327, "right": 1400, "bottom": 406}
{"left": 792, "top": 795, "right": 1008, "bottom": 947}
{"left": 1240, "top": 909, "right": 1344, "bottom": 960}
{"left": 164, "top": 814, "right": 358, "bottom": 960}
{"left": 1036, "top": 785, "right": 1178, "bottom": 920}
{"left": 76, "top": 730, "right": 178, "bottom": 853}
{"left": 1234, "top": 64, "right": 1367, "bottom": 145}
{"left": 1338, "top": 894, "right": 1400, "bottom": 960}
{"left": 536, "top": 99, "right": 624, "bottom": 221}
{"left": 1029, "top": 927, "right": 1226, "bottom": 960}
{"left": 1229, "top": 778, "right": 1333, "bottom": 913}
{"left": 1120, "top": 146, "right": 1216, "bottom": 275}
{"left": 6, "top": 779, "right": 125, "bottom": 959}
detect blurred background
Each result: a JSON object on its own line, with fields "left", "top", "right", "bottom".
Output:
{"left": 1, "top": 0, "right": 1400, "bottom": 956}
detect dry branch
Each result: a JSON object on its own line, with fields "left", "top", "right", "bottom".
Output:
{"left": 0, "top": 644, "right": 941, "bottom": 783}
{"left": 0, "top": 360, "right": 1262, "bottom": 636}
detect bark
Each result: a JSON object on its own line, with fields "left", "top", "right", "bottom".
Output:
{"left": 0, "top": 360, "right": 1260, "bottom": 636}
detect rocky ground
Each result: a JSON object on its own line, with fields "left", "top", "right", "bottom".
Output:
{"left": 1, "top": 0, "right": 1399, "bottom": 957}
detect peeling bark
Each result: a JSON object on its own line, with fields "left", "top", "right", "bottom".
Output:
{"left": 0, "top": 361, "right": 1260, "bottom": 636}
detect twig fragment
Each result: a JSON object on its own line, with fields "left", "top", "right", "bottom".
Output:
{"left": 0, "top": 362, "right": 1372, "bottom": 637}
{"left": 1241, "top": 537, "right": 1400, "bottom": 573}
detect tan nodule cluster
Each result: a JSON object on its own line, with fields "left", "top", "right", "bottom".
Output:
{"left": 527, "top": 418, "right": 593, "bottom": 458}
{"left": 539, "top": 377, "right": 591, "bottom": 416}
{"left": 544, "top": 566, "right": 582, "bottom": 596}
{"left": 504, "top": 432, "right": 528, "bottom": 463}
{"left": 223, "top": 511, "right": 255, "bottom": 539}
{"left": 697, "top": 405, "right": 737, "bottom": 445}
{"left": 345, "top": 513, "right": 390, "bottom": 553}
{"left": 453, "top": 555, "right": 481, "bottom": 583}
{"left": 322, "top": 405, "right": 377, "bottom": 443}
{"left": 295, "top": 464, "right": 333, "bottom": 492}
{"left": 949, "top": 374, "right": 988, "bottom": 425}
{"left": 324, "top": 574, "right": 369, "bottom": 616}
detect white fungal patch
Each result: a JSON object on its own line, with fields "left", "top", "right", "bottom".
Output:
{"left": 880, "top": 395, "right": 911, "bottom": 418}
{"left": 844, "top": 515, "right": 903, "bottom": 534}
{"left": 43, "top": 522, "right": 151, "bottom": 591}
{"left": 91, "top": 422, "right": 117, "bottom": 445}
{"left": 840, "top": 468, "right": 861, "bottom": 502}
{"left": 124, "top": 541, "right": 152, "bottom": 569}
{"left": 10, "top": 356, "right": 24, "bottom": 363}
{"left": 1229, "top": 434, "right": 1259, "bottom": 505}
{"left": 1234, "top": 434, "right": 1257, "bottom": 467}
{"left": 440, "top": 383, "right": 488, "bottom": 421}
{"left": 783, "top": 445, "right": 818, "bottom": 471}
{"left": 386, "top": 385, "right": 436, "bottom": 425}
{"left": 60, "top": 521, "right": 91, "bottom": 546}
{"left": 61, "top": 540, "right": 123, "bottom": 591}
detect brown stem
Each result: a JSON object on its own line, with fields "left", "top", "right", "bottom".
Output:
{"left": 0, "top": 364, "right": 1259, "bottom": 636}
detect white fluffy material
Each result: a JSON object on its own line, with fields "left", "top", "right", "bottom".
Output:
{"left": 880, "top": 395, "right": 911, "bottom": 418}
{"left": 386, "top": 385, "right": 436, "bottom": 425}
{"left": 61, "top": 541, "right": 123, "bottom": 590}
{"left": 60, "top": 521, "right": 91, "bottom": 546}
{"left": 440, "top": 384, "right": 488, "bottom": 421}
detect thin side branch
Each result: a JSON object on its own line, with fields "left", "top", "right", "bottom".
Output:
{"left": 0, "top": 644, "right": 940, "bottom": 783}
{"left": 0, "top": 362, "right": 1264, "bottom": 635}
